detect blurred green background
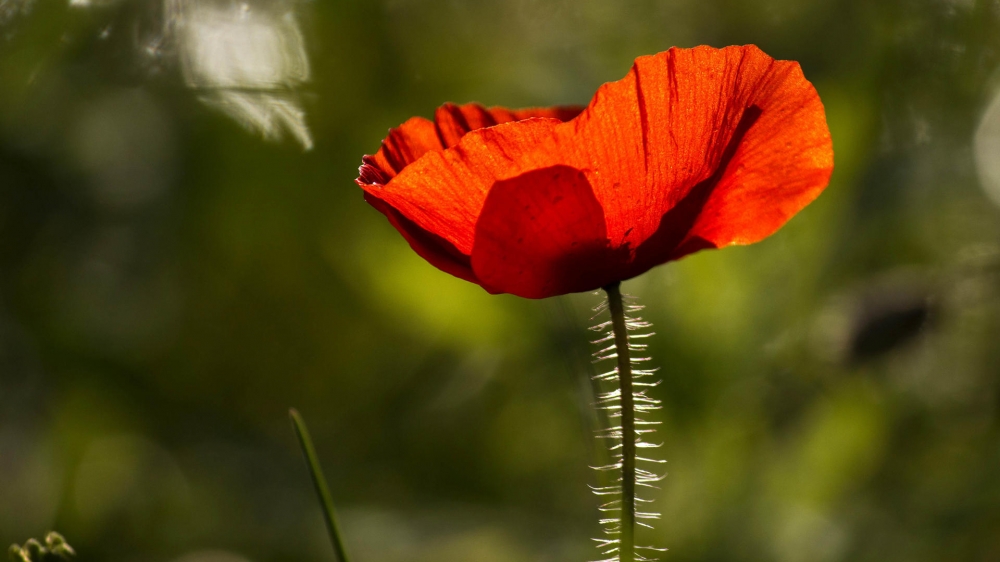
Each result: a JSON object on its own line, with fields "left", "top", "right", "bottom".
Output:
{"left": 3, "top": 0, "right": 1000, "bottom": 561}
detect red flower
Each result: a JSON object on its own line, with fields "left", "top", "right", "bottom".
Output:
{"left": 357, "top": 45, "right": 834, "bottom": 299}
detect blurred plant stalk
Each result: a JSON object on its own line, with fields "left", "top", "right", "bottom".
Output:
{"left": 290, "top": 409, "right": 351, "bottom": 562}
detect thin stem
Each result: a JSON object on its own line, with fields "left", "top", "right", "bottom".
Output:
{"left": 290, "top": 408, "right": 351, "bottom": 562}
{"left": 604, "top": 281, "right": 635, "bottom": 562}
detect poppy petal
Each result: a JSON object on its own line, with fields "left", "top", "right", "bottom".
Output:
{"left": 471, "top": 165, "right": 625, "bottom": 298}
{"left": 357, "top": 45, "right": 833, "bottom": 297}
{"left": 680, "top": 58, "right": 834, "bottom": 250}
{"left": 358, "top": 116, "right": 442, "bottom": 186}
{"left": 558, "top": 45, "right": 832, "bottom": 265}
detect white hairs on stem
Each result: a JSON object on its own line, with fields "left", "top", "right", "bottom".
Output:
{"left": 588, "top": 291, "right": 667, "bottom": 561}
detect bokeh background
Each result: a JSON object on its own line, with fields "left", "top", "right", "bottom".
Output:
{"left": 3, "top": 0, "right": 1000, "bottom": 561}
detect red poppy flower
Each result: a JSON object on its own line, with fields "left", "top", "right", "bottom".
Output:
{"left": 357, "top": 45, "right": 833, "bottom": 299}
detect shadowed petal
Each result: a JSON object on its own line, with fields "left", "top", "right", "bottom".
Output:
{"left": 471, "top": 165, "right": 625, "bottom": 298}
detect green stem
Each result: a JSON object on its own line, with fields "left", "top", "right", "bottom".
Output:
{"left": 290, "top": 409, "right": 351, "bottom": 562}
{"left": 604, "top": 282, "right": 635, "bottom": 562}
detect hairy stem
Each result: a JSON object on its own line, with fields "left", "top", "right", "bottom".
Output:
{"left": 290, "top": 408, "right": 351, "bottom": 562}
{"left": 604, "top": 281, "right": 635, "bottom": 562}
